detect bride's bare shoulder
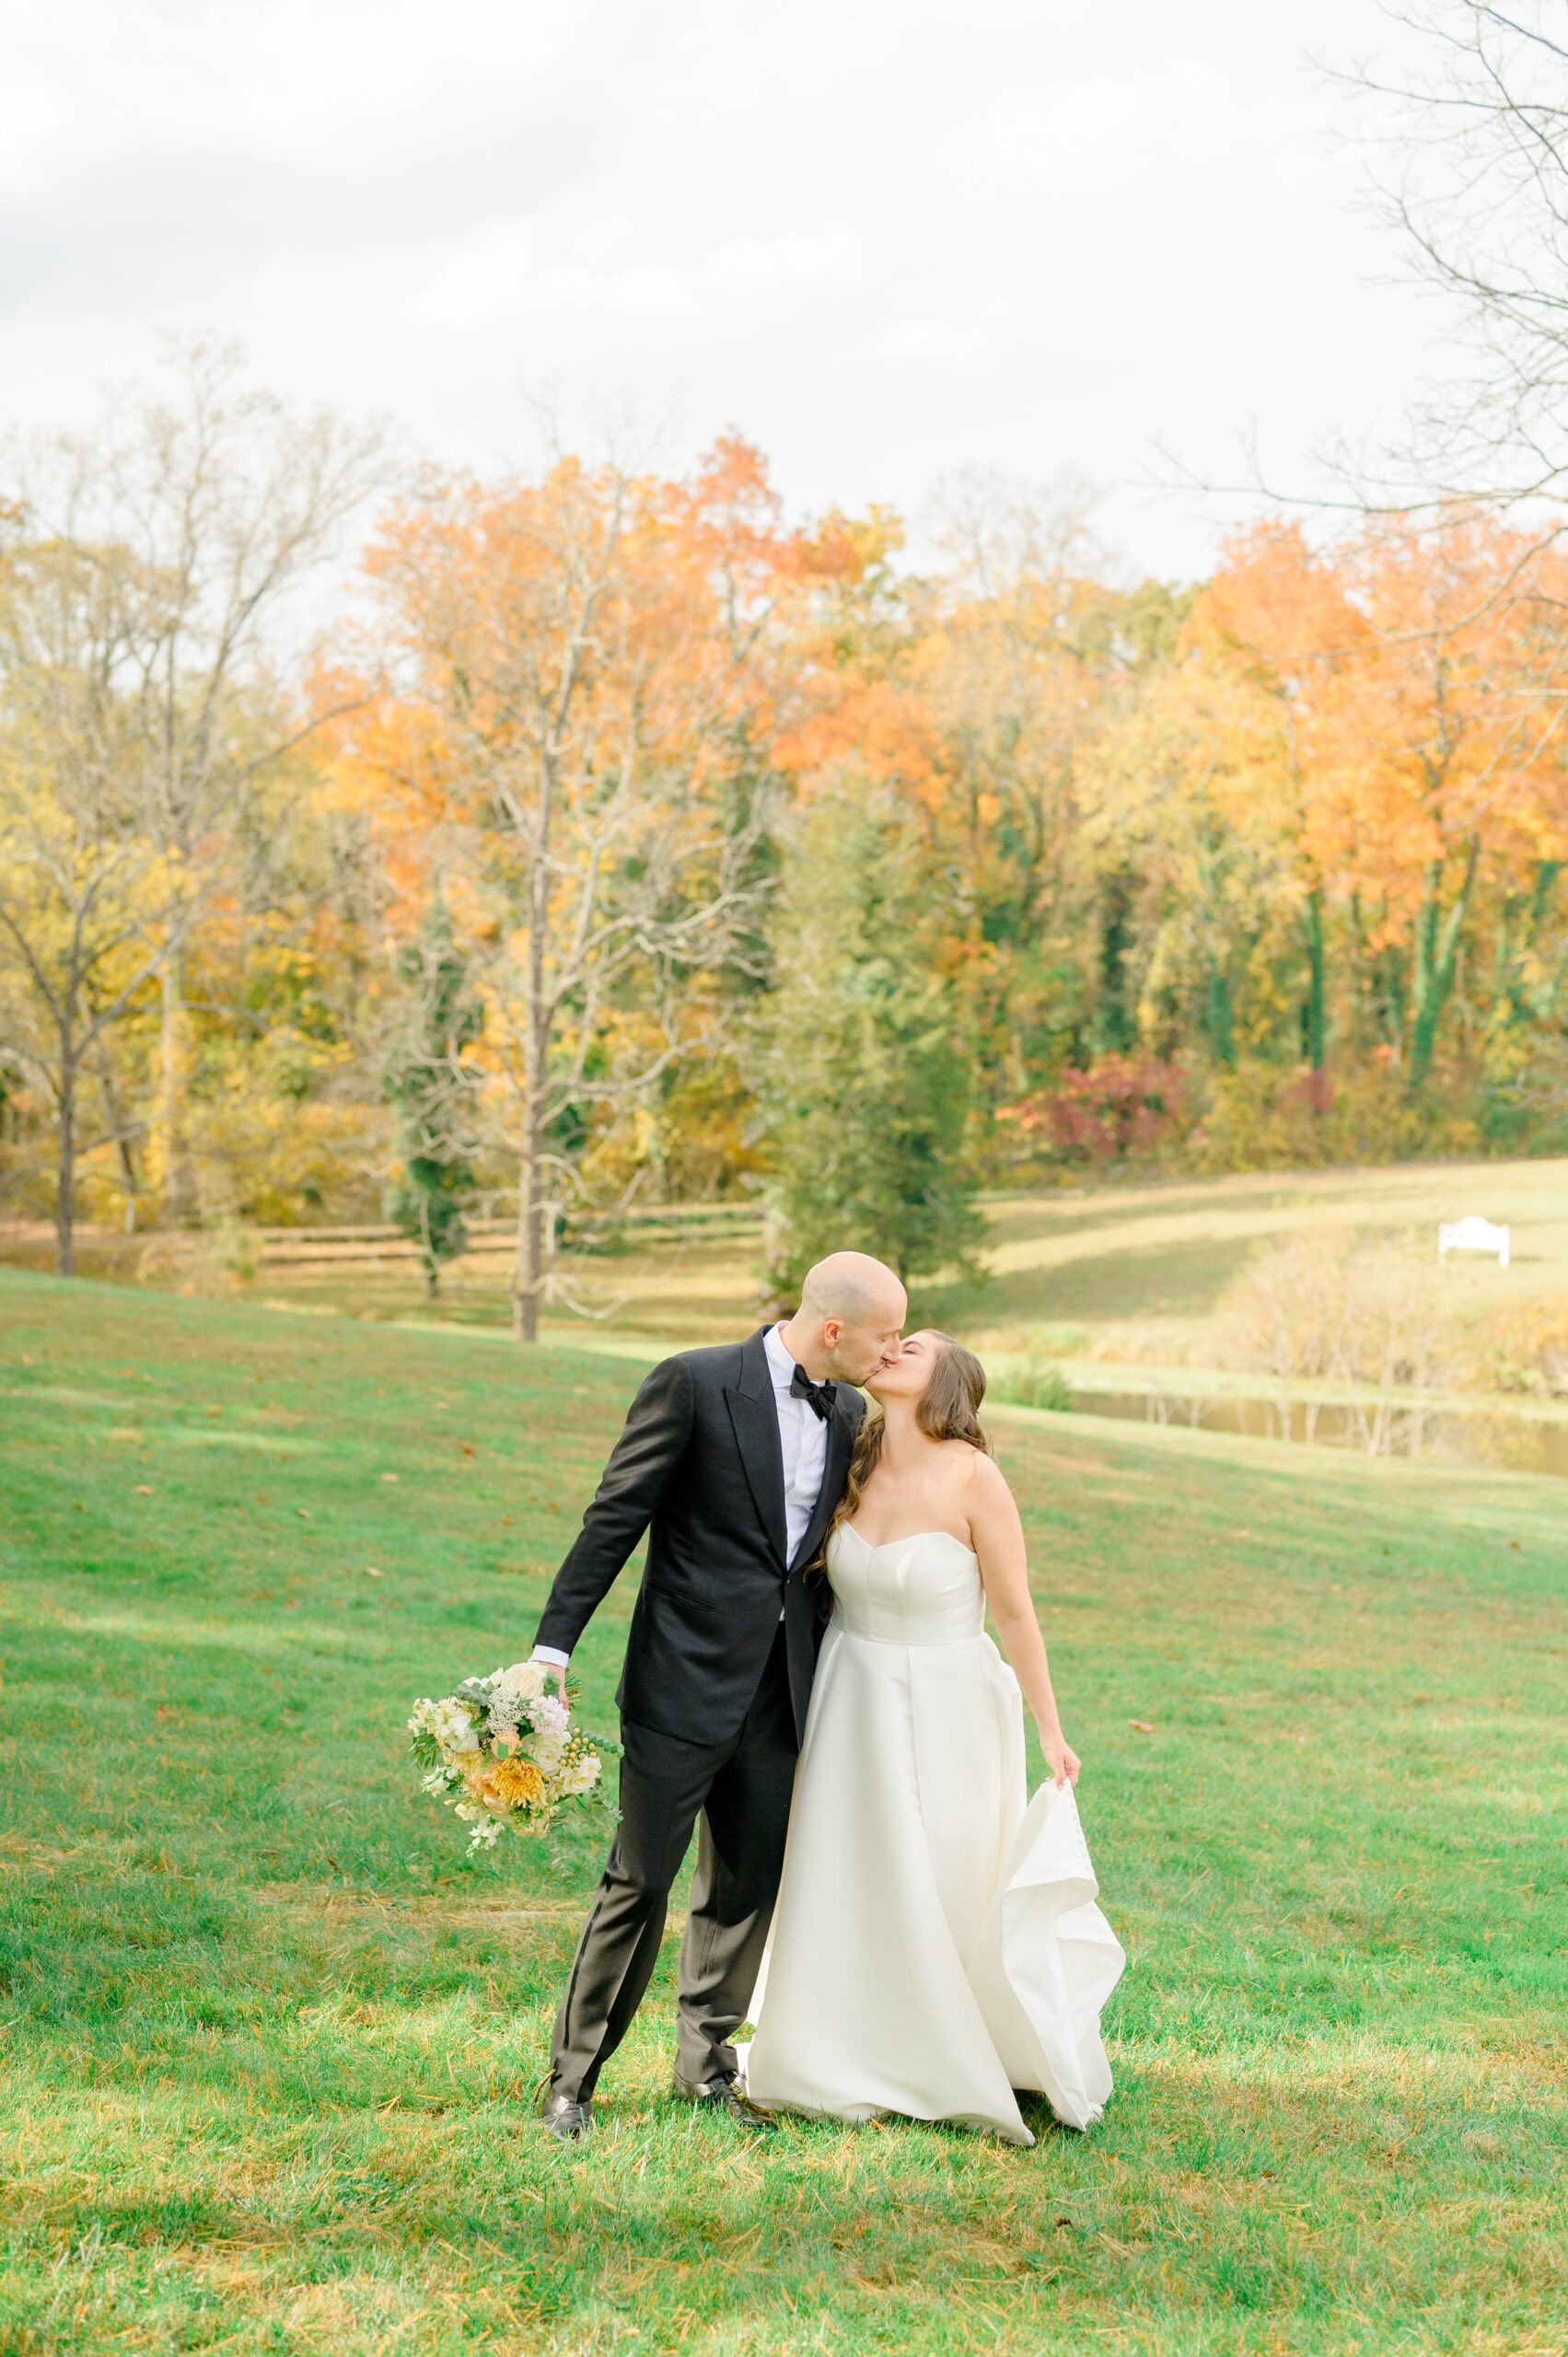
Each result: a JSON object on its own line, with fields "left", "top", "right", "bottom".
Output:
{"left": 934, "top": 1435, "right": 989, "bottom": 1476}
{"left": 961, "top": 1448, "right": 1016, "bottom": 1510}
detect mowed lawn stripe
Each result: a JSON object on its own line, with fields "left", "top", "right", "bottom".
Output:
{"left": 1, "top": 1268, "right": 1565, "bottom": 2356}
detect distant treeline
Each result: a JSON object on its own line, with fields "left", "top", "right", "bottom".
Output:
{"left": 3, "top": 352, "right": 1565, "bottom": 1331}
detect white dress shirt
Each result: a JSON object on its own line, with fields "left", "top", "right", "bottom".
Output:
{"left": 762, "top": 1320, "right": 830, "bottom": 1569}
{"left": 534, "top": 1324, "right": 830, "bottom": 1669}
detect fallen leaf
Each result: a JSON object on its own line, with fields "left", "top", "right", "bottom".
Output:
{"left": 460, "top": 1444, "right": 476, "bottom": 1457}
{"left": 296, "top": 1508, "right": 311, "bottom": 1520}
{"left": 365, "top": 1565, "right": 383, "bottom": 1578}
{"left": 132, "top": 1484, "right": 155, "bottom": 1495}
{"left": 381, "top": 1472, "right": 400, "bottom": 1483}
{"left": 1129, "top": 1719, "right": 1155, "bottom": 1733}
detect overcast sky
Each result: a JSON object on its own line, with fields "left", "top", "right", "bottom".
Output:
{"left": 4, "top": 0, "right": 1445, "bottom": 581}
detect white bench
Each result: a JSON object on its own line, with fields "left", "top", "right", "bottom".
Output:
{"left": 1437, "top": 1215, "right": 1511, "bottom": 1268}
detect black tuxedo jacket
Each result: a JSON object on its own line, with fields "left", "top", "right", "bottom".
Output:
{"left": 534, "top": 1326, "right": 865, "bottom": 1746}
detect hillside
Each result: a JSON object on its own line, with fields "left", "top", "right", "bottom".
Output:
{"left": 1, "top": 1270, "right": 1564, "bottom": 2355}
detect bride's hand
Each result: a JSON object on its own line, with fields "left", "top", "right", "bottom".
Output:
{"left": 1041, "top": 1730, "right": 1080, "bottom": 1790}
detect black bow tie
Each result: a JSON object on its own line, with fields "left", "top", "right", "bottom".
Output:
{"left": 789, "top": 1364, "right": 837, "bottom": 1422}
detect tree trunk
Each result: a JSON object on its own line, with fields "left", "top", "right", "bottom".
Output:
{"left": 1527, "top": 858, "right": 1561, "bottom": 941}
{"left": 513, "top": 1115, "right": 544, "bottom": 1342}
{"left": 512, "top": 1004, "right": 550, "bottom": 1341}
{"left": 1410, "top": 839, "right": 1480, "bottom": 1088}
{"left": 511, "top": 764, "right": 553, "bottom": 1341}
{"left": 158, "top": 950, "right": 197, "bottom": 1226}
{"left": 1301, "top": 887, "right": 1327, "bottom": 1071}
{"left": 1094, "top": 872, "right": 1137, "bottom": 1056}
{"left": 55, "top": 1046, "right": 76, "bottom": 1278}
{"left": 1204, "top": 957, "right": 1235, "bottom": 1068}
{"left": 96, "top": 1048, "right": 140, "bottom": 1231}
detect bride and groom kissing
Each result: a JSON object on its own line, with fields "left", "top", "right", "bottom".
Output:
{"left": 530, "top": 1250, "right": 1123, "bottom": 2149}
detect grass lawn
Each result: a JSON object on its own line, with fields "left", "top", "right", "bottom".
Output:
{"left": 2, "top": 1267, "right": 1565, "bottom": 2356}
{"left": 932, "top": 1155, "right": 1568, "bottom": 1357}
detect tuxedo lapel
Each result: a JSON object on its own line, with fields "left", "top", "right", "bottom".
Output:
{"left": 791, "top": 1391, "right": 857, "bottom": 1573}
{"left": 725, "top": 1327, "right": 787, "bottom": 1569}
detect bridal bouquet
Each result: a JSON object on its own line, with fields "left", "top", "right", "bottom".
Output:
{"left": 408, "top": 1659, "right": 608, "bottom": 1852}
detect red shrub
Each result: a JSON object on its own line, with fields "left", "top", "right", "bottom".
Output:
{"left": 1000, "top": 1056, "right": 1192, "bottom": 1166}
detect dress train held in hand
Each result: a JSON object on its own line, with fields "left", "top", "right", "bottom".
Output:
{"left": 740, "top": 1525, "right": 1124, "bottom": 2147}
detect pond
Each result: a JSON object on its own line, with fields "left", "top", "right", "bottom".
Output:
{"left": 1074, "top": 1386, "right": 1568, "bottom": 1480}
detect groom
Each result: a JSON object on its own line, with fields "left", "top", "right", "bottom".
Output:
{"left": 530, "top": 1250, "right": 907, "bottom": 2142}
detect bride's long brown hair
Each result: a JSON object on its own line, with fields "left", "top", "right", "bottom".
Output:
{"left": 814, "top": 1332, "right": 992, "bottom": 1573}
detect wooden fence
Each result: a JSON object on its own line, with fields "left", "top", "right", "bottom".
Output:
{"left": 0, "top": 1200, "right": 764, "bottom": 1276}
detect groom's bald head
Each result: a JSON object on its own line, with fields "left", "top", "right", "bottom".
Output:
{"left": 784, "top": 1251, "right": 907, "bottom": 1386}
{"left": 800, "top": 1251, "right": 905, "bottom": 1329}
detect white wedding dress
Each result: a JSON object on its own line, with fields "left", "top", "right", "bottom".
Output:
{"left": 738, "top": 1525, "right": 1125, "bottom": 2147}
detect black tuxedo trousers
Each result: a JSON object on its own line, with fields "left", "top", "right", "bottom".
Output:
{"left": 534, "top": 1327, "right": 864, "bottom": 2098}
{"left": 550, "top": 1626, "right": 796, "bottom": 2098}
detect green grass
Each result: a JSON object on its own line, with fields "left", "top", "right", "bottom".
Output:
{"left": 935, "top": 1155, "right": 1568, "bottom": 1351}
{"left": 2, "top": 1267, "right": 1565, "bottom": 2355}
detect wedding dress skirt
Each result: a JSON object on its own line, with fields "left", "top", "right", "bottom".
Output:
{"left": 738, "top": 1526, "right": 1124, "bottom": 2147}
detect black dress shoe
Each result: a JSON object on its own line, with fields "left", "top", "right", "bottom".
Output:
{"left": 540, "top": 2088, "right": 591, "bottom": 2142}
{"left": 670, "top": 2069, "right": 777, "bottom": 2131}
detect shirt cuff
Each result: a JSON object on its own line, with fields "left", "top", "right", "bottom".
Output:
{"left": 531, "top": 1645, "right": 570, "bottom": 1669}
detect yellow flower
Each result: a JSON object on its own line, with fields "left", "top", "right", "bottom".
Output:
{"left": 486, "top": 1756, "right": 546, "bottom": 1809}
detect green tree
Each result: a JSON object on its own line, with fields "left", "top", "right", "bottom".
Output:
{"left": 751, "top": 782, "right": 982, "bottom": 1295}
{"left": 383, "top": 911, "right": 481, "bottom": 1297}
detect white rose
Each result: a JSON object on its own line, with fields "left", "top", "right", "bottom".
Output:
{"left": 495, "top": 1660, "right": 546, "bottom": 1706}
{"left": 431, "top": 1699, "right": 478, "bottom": 1753}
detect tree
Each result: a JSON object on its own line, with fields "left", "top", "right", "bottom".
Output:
{"left": 0, "top": 531, "right": 187, "bottom": 1271}
{"left": 1310, "top": 511, "right": 1568, "bottom": 1086}
{"left": 350, "top": 438, "right": 786, "bottom": 1339}
{"left": 1349, "top": 3, "right": 1568, "bottom": 510}
{"left": 1195, "top": 522, "right": 1366, "bottom": 1075}
{"left": 750, "top": 779, "right": 982, "bottom": 1294}
{"left": 914, "top": 474, "right": 1124, "bottom": 1107}
{"left": 6, "top": 339, "right": 383, "bottom": 1225}
{"left": 1077, "top": 621, "right": 1298, "bottom": 1074}
{"left": 1167, "top": 512, "right": 1568, "bottom": 1099}
{"left": 382, "top": 908, "right": 482, "bottom": 1297}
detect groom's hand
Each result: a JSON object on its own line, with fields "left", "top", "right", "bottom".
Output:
{"left": 530, "top": 1647, "right": 569, "bottom": 1697}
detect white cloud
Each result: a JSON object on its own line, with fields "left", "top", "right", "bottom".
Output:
{"left": 941, "top": 63, "right": 1316, "bottom": 201}
{"left": 701, "top": 231, "right": 864, "bottom": 299}
{"left": 405, "top": 223, "right": 865, "bottom": 331}
{"left": 872, "top": 317, "right": 990, "bottom": 364}
{"left": 0, "top": 0, "right": 1441, "bottom": 580}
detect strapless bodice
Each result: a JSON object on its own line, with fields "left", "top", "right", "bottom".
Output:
{"left": 824, "top": 1524, "right": 986, "bottom": 1645}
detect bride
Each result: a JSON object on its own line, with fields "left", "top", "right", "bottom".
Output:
{"left": 739, "top": 1330, "right": 1124, "bottom": 2147}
